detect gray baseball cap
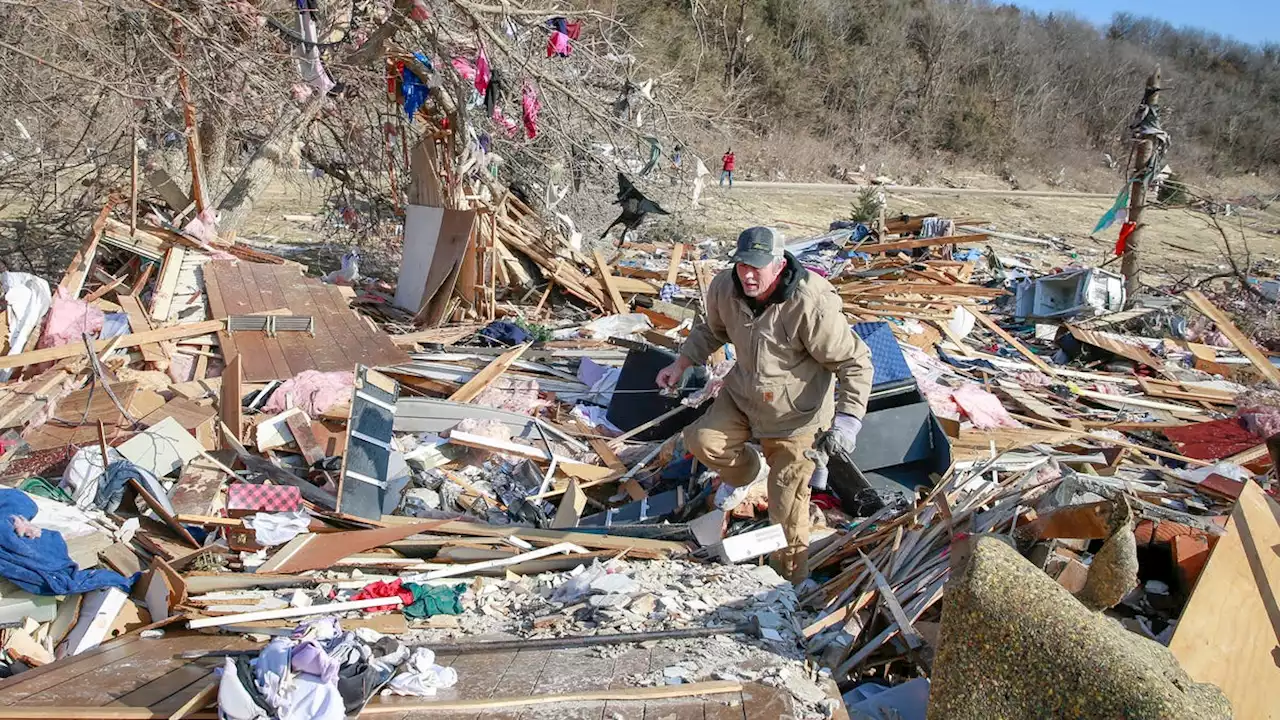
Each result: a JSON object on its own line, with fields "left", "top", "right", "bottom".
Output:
{"left": 730, "top": 226, "right": 785, "bottom": 267}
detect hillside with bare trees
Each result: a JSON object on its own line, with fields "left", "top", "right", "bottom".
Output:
{"left": 611, "top": 0, "right": 1280, "bottom": 185}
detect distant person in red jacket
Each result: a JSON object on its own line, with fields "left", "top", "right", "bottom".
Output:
{"left": 720, "top": 149, "right": 736, "bottom": 187}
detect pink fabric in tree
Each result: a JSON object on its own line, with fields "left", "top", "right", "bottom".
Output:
{"left": 451, "top": 57, "right": 476, "bottom": 82}
{"left": 492, "top": 107, "right": 519, "bottom": 137}
{"left": 521, "top": 82, "right": 541, "bottom": 139}
{"left": 546, "top": 31, "right": 571, "bottom": 57}
{"left": 474, "top": 47, "right": 491, "bottom": 95}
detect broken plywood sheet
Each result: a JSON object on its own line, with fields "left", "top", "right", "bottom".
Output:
{"left": 168, "top": 456, "right": 228, "bottom": 517}
{"left": 140, "top": 396, "right": 217, "bottom": 449}
{"left": 1168, "top": 481, "right": 1280, "bottom": 719}
{"left": 203, "top": 260, "right": 409, "bottom": 382}
{"left": 117, "top": 416, "right": 204, "bottom": 477}
{"left": 257, "top": 520, "right": 445, "bottom": 574}
{"left": 24, "top": 381, "right": 165, "bottom": 451}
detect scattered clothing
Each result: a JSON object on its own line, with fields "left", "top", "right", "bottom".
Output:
{"left": 477, "top": 320, "right": 529, "bottom": 347}
{"left": 920, "top": 217, "right": 955, "bottom": 238}
{"left": 351, "top": 578, "right": 416, "bottom": 614}
{"left": 97, "top": 460, "right": 171, "bottom": 515}
{"left": 384, "top": 648, "right": 458, "bottom": 697}
{"left": 1116, "top": 220, "right": 1137, "bottom": 255}
{"left": 486, "top": 67, "right": 503, "bottom": 118}
{"left": 0, "top": 488, "right": 134, "bottom": 596}
{"left": 244, "top": 511, "right": 311, "bottom": 547}
{"left": 0, "top": 272, "right": 51, "bottom": 382}
{"left": 291, "top": 639, "right": 341, "bottom": 685}
{"left": 1093, "top": 185, "right": 1130, "bottom": 234}
{"left": 600, "top": 173, "right": 669, "bottom": 242}
{"left": 546, "top": 30, "right": 571, "bottom": 57}
{"left": 217, "top": 656, "right": 272, "bottom": 720}
{"left": 400, "top": 54, "right": 431, "bottom": 118}
{"left": 402, "top": 582, "right": 466, "bottom": 619}
{"left": 62, "top": 446, "right": 123, "bottom": 510}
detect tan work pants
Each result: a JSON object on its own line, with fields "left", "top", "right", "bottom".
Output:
{"left": 684, "top": 392, "right": 815, "bottom": 585}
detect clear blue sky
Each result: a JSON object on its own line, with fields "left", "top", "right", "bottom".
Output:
{"left": 1013, "top": 0, "right": 1277, "bottom": 47}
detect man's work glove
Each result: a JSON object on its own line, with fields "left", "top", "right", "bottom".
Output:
{"left": 829, "top": 413, "right": 862, "bottom": 455}
{"left": 808, "top": 414, "right": 862, "bottom": 490}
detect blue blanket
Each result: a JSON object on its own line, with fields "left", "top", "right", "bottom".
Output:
{"left": 0, "top": 488, "right": 135, "bottom": 596}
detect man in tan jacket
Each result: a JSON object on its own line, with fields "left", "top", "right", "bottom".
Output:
{"left": 657, "top": 227, "right": 874, "bottom": 585}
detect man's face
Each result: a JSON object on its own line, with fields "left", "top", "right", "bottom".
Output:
{"left": 736, "top": 259, "right": 784, "bottom": 298}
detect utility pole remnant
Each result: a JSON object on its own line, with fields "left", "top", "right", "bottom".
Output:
{"left": 1121, "top": 67, "right": 1162, "bottom": 305}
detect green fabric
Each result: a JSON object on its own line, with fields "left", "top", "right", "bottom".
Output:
{"left": 1092, "top": 184, "right": 1131, "bottom": 234}
{"left": 402, "top": 582, "right": 465, "bottom": 618}
{"left": 18, "top": 478, "right": 72, "bottom": 504}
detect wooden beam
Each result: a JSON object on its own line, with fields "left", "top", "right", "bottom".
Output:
{"left": 187, "top": 596, "right": 404, "bottom": 629}
{"left": 1167, "top": 482, "right": 1280, "bottom": 719}
{"left": 378, "top": 515, "right": 687, "bottom": 556}
{"left": 1183, "top": 290, "right": 1280, "bottom": 385}
{"left": 667, "top": 243, "right": 685, "bottom": 285}
{"left": 593, "top": 249, "right": 628, "bottom": 313}
{"left": 116, "top": 295, "right": 169, "bottom": 366}
{"left": 857, "top": 233, "right": 987, "bottom": 254}
{"left": 149, "top": 246, "right": 186, "bottom": 323}
{"left": 1011, "top": 413, "right": 1212, "bottom": 467}
{"left": 970, "top": 309, "right": 1054, "bottom": 374}
{"left": 0, "top": 320, "right": 223, "bottom": 370}
{"left": 447, "top": 342, "right": 530, "bottom": 403}
{"left": 59, "top": 201, "right": 116, "bottom": 297}
{"left": 358, "top": 681, "right": 744, "bottom": 714}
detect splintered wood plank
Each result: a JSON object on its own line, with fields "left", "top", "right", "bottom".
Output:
{"left": 1183, "top": 289, "right": 1280, "bottom": 385}
{"left": 970, "top": 309, "right": 1054, "bottom": 373}
{"left": 149, "top": 246, "right": 186, "bottom": 322}
{"left": 23, "top": 382, "right": 142, "bottom": 451}
{"left": 116, "top": 294, "right": 168, "bottom": 365}
{"left": 1168, "top": 481, "right": 1280, "bottom": 719}
{"left": 220, "top": 354, "right": 243, "bottom": 447}
{"left": 168, "top": 456, "right": 228, "bottom": 517}
{"left": 667, "top": 243, "right": 685, "bottom": 285}
{"left": 285, "top": 412, "right": 325, "bottom": 464}
{"left": 449, "top": 343, "right": 532, "bottom": 403}
{"left": 593, "top": 249, "right": 627, "bottom": 313}
{"left": 0, "top": 321, "right": 223, "bottom": 372}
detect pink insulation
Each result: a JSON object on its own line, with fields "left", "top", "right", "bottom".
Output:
{"left": 37, "top": 287, "right": 103, "bottom": 350}
{"left": 264, "top": 370, "right": 355, "bottom": 417}
{"left": 952, "top": 383, "right": 1022, "bottom": 429}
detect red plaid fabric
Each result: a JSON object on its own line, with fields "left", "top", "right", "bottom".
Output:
{"left": 227, "top": 483, "right": 302, "bottom": 514}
